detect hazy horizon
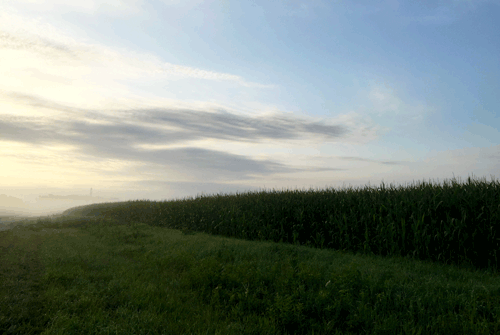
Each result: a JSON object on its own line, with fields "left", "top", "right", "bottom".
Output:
{"left": 1, "top": 0, "right": 499, "bottom": 218}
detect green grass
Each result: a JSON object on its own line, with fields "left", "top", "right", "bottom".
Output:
{"left": 1, "top": 173, "right": 500, "bottom": 334}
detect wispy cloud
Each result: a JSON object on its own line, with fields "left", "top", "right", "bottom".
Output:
{"left": 366, "top": 83, "right": 430, "bottom": 123}
{"left": 1, "top": 0, "right": 148, "bottom": 16}
{"left": 1, "top": 84, "right": 454, "bottom": 195}
{"left": 0, "top": 10, "right": 275, "bottom": 112}
{"left": 0, "top": 29, "right": 271, "bottom": 86}
{"left": 0, "top": 31, "right": 79, "bottom": 59}
{"left": 0, "top": 92, "right": 360, "bottom": 180}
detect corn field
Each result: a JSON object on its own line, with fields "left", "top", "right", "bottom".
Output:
{"left": 63, "top": 173, "right": 500, "bottom": 274}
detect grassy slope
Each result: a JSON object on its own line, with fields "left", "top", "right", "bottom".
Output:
{"left": 1, "top": 215, "right": 499, "bottom": 335}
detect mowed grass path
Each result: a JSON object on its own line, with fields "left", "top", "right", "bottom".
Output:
{"left": 1, "top": 215, "right": 499, "bottom": 335}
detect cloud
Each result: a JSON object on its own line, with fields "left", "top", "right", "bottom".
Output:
{"left": 0, "top": 10, "right": 274, "bottom": 101}
{"left": 368, "top": 85, "right": 402, "bottom": 114}
{"left": 0, "top": 29, "right": 266, "bottom": 85}
{"left": 0, "top": 31, "right": 79, "bottom": 60}
{"left": 1, "top": 0, "right": 147, "bottom": 16}
{"left": 0, "top": 93, "right": 360, "bottom": 181}
{"left": 4, "top": 0, "right": 210, "bottom": 14}
{"left": 115, "top": 141, "right": 500, "bottom": 201}
{"left": 363, "top": 83, "right": 431, "bottom": 125}
{"left": 2, "top": 92, "right": 351, "bottom": 143}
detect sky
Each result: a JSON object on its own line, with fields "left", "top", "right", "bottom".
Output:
{"left": 1, "top": 0, "right": 499, "bottom": 217}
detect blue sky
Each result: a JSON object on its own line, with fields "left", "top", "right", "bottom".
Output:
{"left": 0, "top": 0, "right": 499, "bottom": 216}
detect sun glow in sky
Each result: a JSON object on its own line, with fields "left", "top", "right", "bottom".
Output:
{"left": 1, "top": 0, "right": 499, "bottom": 216}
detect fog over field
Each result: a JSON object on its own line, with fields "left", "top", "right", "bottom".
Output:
{"left": 1, "top": 0, "right": 499, "bottom": 220}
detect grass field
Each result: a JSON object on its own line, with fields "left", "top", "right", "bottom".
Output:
{"left": 1, "top": 174, "right": 499, "bottom": 334}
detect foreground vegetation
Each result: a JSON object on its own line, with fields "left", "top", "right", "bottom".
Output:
{"left": 1, "top": 173, "right": 500, "bottom": 334}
